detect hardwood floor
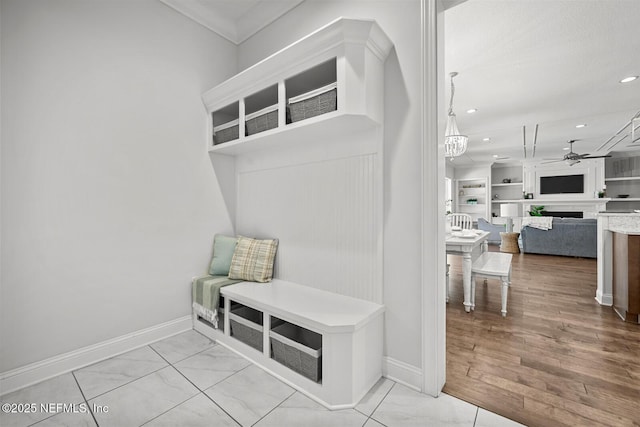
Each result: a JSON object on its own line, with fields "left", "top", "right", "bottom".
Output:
{"left": 444, "top": 247, "right": 640, "bottom": 427}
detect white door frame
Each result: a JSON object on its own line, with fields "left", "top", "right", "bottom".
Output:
{"left": 421, "top": 0, "right": 447, "bottom": 395}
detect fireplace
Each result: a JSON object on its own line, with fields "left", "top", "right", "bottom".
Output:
{"left": 541, "top": 211, "right": 583, "bottom": 218}
{"left": 522, "top": 199, "right": 608, "bottom": 220}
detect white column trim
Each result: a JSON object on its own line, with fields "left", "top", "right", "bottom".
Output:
{"left": 421, "top": 0, "right": 447, "bottom": 396}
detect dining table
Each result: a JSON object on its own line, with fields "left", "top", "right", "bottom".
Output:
{"left": 446, "top": 230, "right": 490, "bottom": 312}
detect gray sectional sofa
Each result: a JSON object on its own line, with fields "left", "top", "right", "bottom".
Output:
{"left": 520, "top": 218, "right": 597, "bottom": 258}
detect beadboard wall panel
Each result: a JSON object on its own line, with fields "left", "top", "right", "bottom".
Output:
{"left": 236, "top": 149, "right": 382, "bottom": 303}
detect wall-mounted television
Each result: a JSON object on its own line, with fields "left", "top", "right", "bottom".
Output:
{"left": 540, "top": 174, "right": 584, "bottom": 194}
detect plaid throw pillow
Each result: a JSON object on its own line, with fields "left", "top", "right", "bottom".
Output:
{"left": 228, "top": 236, "right": 278, "bottom": 282}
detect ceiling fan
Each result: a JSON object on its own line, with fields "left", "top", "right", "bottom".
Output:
{"left": 542, "top": 140, "right": 611, "bottom": 166}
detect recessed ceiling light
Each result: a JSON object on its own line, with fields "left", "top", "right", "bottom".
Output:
{"left": 575, "top": 124, "right": 587, "bottom": 128}
{"left": 483, "top": 137, "right": 491, "bottom": 142}
{"left": 492, "top": 154, "right": 499, "bottom": 158}
{"left": 620, "top": 76, "right": 638, "bottom": 83}
{"left": 466, "top": 108, "right": 477, "bottom": 114}
{"left": 563, "top": 147, "right": 570, "bottom": 151}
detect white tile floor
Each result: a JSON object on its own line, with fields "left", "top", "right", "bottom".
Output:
{"left": 0, "top": 330, "right": 526, "bottom": 427}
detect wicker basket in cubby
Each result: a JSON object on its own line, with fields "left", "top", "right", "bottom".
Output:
{"left": 270, "top": 322, "right": 322, "bottom": 383}
{"left": 246, "top": 105, "right": 278, "bottom": 135}
{"left": 213, "top": 119, "right": 239, "bottom": 145}
{"left": 229, "top": 306, "right": 264, "bottom": 351}
{"left": 287, "top": 82, "right": 337, "bottom": 123}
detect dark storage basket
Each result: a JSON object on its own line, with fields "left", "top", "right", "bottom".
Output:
{"left": 270, "top": 323, "right": 322, "bottom": 382}
{"left": 213, "top": 119, "right": 239, "bottom": 145}
{"left": 229, "top": 306, "right": 264, "bottom": 351}
{"left": 217, "top": 307, "right": 225, "bottom": 330}
{"left": 287, "top": 82, "right": 337, "bottom": 123}
{"left": 246, "top": 105, "right": 278, "bottom": 135}
{"left": 215, "top": 299, "right": 241, "bottom": 332}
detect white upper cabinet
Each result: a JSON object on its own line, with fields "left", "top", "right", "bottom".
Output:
{"left": 202, "top": 18, "right": 393, "bottom": 156}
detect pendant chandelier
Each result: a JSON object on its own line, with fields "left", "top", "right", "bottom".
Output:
{"left": 444, "top": 72, "right": 468, "bottom": 158}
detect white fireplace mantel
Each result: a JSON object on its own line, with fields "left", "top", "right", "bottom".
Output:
{"left": 519, "top": 198, "right": 610, "bottom": 218}
{"left": 521, "top": 198, "right": 610, "bottom": 205}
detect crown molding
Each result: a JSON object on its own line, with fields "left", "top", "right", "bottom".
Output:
{"left": 160, "top": 0, "right": 303, "bottom": 45}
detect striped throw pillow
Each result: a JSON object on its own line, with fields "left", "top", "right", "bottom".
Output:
{"left": 228, "top": 236, "right": 278, "bottom": 282}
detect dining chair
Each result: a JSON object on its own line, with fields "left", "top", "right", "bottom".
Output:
{"left": 448, "top": 213, "right": 473, "bottom": 230}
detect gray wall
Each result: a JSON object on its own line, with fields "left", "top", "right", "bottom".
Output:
{"left": 0, "top": 0, "right": 237, "bottom": 372}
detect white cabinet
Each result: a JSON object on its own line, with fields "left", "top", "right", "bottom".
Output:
{"left": 193, "top": 280, "right": 384, "bottom": 410}
{"left": 455, "top": 178, "right": 489, "bottom": 222}
{"left": 201, "top": 18, "right": 393, "bottom": 156}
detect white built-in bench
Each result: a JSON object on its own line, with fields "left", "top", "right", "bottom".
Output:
{"left": 470, "top": 252, "right": 513, "bottom": 317}
{"left": 193, "top": 279, "right": 385, "bottom": 410}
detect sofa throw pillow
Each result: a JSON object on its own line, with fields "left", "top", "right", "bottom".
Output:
{"left": 208, "top": 234, "right": 238, "bottom": 276}
{"left": 228, "top": 236, "right": 278, "bottom": 283}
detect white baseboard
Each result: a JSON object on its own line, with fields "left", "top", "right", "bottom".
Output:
{"left": 0, "top": 315, "right": 192, "bottom": 396}
{"left": 382, "top": 356, "right": 422, "bottom": 391}
{"left": 595, "top": 292, "right": 613, "bottom": 306}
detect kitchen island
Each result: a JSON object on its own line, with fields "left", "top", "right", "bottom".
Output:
{"left": 596, "top": 213, "right": 640, "bottom": 315}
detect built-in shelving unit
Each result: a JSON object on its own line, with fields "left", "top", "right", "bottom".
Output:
{"left": 196, "top": 18, "right": 393, "bottom": 410}
{"left": 490, "top": 165, "right": 523, "bottom": 218}
{"left": 491, "top": 182, "right": 522, "bottom": 187}
{"left": 201, "top": 18, "right": 393, "bottom": 156}
{"left": 605, "top": 156, "right": 640, "bottom": 211}
{"left": 455, "top": 178, "right": 489, "bottom": 222}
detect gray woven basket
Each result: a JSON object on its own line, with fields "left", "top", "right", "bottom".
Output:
{"left": 288, "top": 86, "right": 337, "bottom": 123}
{"left": 217, "top": 307, "right": 225, "bottom": 331}
{"left": 229, "top": 306, "right": 264, "bottom": 351}
{"left": 246, "top": 107, "right": 278, "bottom": 135}
{"left": 214, "top": 122, "right": 239, "bottom": 145}
{"left": 217, "top": 299, "right": 241, "bottom": 332}
{"left": 270, "top": 323, "right": 322, "bottom": 382}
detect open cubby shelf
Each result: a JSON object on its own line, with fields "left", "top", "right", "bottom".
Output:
{"left": 604, "top": 156, "right": 640, "bottom": 211}
{"left": 202, "top": 18, "right": 393, "bottom": 156}
{"left": 223, "top": 302, "right": 323, "bottom": 383}
{"left": 192, "top": 279, "right": 384, "bottom": 409}
{"left": 455, "top": 178, "right": 490, "bottom": 221}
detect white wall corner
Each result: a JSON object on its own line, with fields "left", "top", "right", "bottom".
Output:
{"left": 236, "top": 0, "right": 305, "bottom": 44}
{"left": 0, "top": 316, "right": 192, "bottom": 396}
{"left": 209, "top": 152, "right": 237, "bottom": 231}
{"left": 159, "top": 0, "right": 239, "bottom": 43}
{"left": 382, "top": 356, "right": 423, "bottom": 391}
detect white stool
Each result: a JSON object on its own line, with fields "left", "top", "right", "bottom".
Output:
{"left": 470, "top": 252, "right": 512, "bottom": 317}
